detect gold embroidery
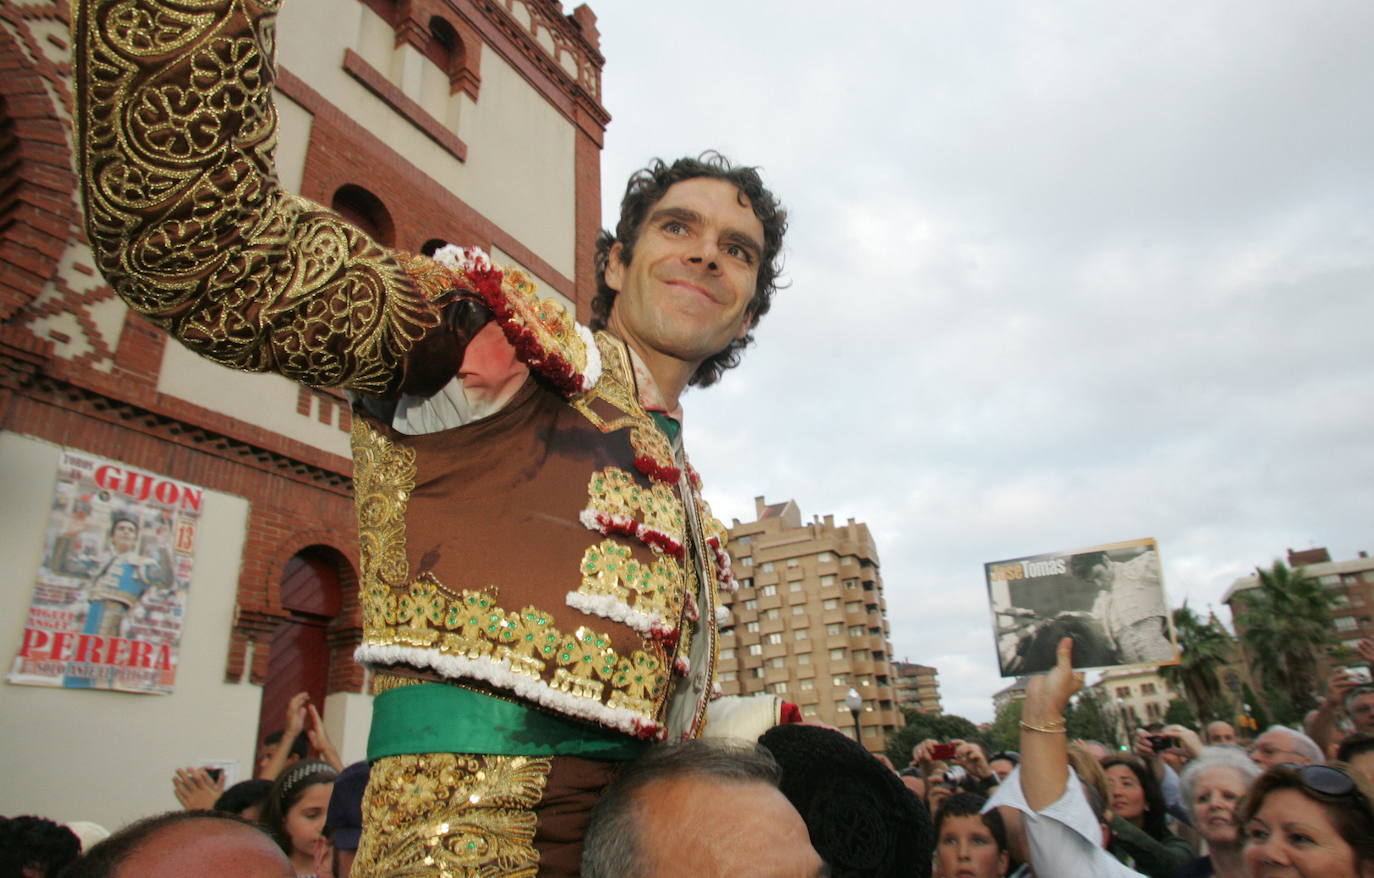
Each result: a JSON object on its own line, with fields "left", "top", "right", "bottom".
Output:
{"left": 630, "top": 422, "right": 677, "bottom": 477}
{"left": 372, "top": 673, "right": 424, "bottom": 695}
{"left": 571, "top": 336, "right": 641, "bottom": 430}
{"left": 504, "top": 268, "right": 590, "bottom": 376}
{"left": 608, "top": 650, "right": 667, "bottom": 717}
{"left": 74, "top": 0, "right": 446, "bottom": 395}
{"left": 577, "top": 539, "right": 684, "bottom": 622}
{"left": 584, "top": 467, "right": 685, "bottom": 552}
{"left": 353, "top": 421, "right": 415, "bottom": 641}
{"left": 353, "top": 753, "right": 550, "bottom": 877}
{"left": 551, "top": 626, "right": 618, "bottom": 700}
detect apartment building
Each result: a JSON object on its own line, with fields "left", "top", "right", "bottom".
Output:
{"left": 893, "top": 660, "right": 943, "bottom": 714}
{"left": 716, "top": 497, "right": 904, "bottom": 750}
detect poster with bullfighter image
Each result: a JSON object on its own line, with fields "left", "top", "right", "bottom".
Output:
{"left": 7, "top": 451, "right": 202, "bottom": 693}
{"left": 986, "top": 537, "right": 1179, "bottom": 677}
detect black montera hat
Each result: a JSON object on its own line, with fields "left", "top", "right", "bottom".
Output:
{"left": 758, "top": 724, "right": 933, "bottom": 878}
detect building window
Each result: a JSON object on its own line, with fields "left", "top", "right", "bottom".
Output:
{"left": 720, "top": 648, "right": 735, "bottom": 660}
{"left": 1146, "top": 702, "right": 1161, "bottom": 719}
{"left": 818, "top": 552, "right": 834, "bottom": 562}
{"left": 787, "top": 557, "right": 800, "bottom": 568}
{"left": 848, "top": 625, "right": 865, "bottom": 638}
{"left": 1115, "top": 686, "right": 1131, "bottom": 698}
{"left": 750, "top": 667, "right": 765, "bottom": 678}
{"left": 1336, "top": 616, "right": 1358, "bottom": 631}
{"left": 766, "top": 633, "right": 783, "bottom": 645}
{"left": 843, "top": 578, "right": 859, "bottom": 590}
{"left": 738, "top": 558, "right": 753, "bottom": 568}
{"left": 1141, "top": 683, "right": 1156, "bottom": 695}
{"left": 791, "top": 605, "right": 806, "bottom": 616}
{"left": 736, "top": 536, "right": 751, "bottom": 546}
{"left": 769, "top": 657, "right": 786, "bottom": 669}
{"left": 744, "top": 599, "right": 757, "bottom": 610}
{"left": 846, "top": 601, "right": 862, "bottom": 613}
{"left": 720, "top": 671, "right": 736, "bottom": 682}
{"left": 738, "top": 577, "right": 753, "bottom": 589}
{"left": 826, "top": 623, "right": 843, "bottom": 635}
{"left": 820, "top": 574, "right": 835, "bottom": 587}
{"left": 797, "top": 653, "right": 811, "bottom": 664}
{"left": 823, "top": 598, "right": 839, "bottom": 610}
{"left": 829, "top": 648, "right": 846, "bottom": 660}
{"left": 852, "top": 649, "right": 870, "bottom": 661}
{"left": 799, "top": 678, "right": 814, "bottom": 690}
{"left": 803, "top": 706, "right": 818, "bottom": 717}
{"left": 770, "top": 682, "right": 788, "bottom": 694}
{"left": 761, "top": 584, "right": 777, "bottom": 596}
{"left": 748, "top": 644, "right": 763, "bottom": 656}
{"left": 1320, "top": 574, "right": 1341, "bottom": 586}
{"left": 746, "top": 622, "right": 760, "bottom": 633}
{"left": 832, "top": 676, "right": 848, "bottom": 686}
{"left": 761, "top": 562, "right": 775, "bottom": 572}
{"left": 794, "top": 629, "right": 809, "bottom": 640}
{"left": 763, "top": 608, "right": 781, "bottom": 621}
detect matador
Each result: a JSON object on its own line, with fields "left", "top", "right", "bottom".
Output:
{"left": 72, "top": 1, "right": 788, "bottom": 873}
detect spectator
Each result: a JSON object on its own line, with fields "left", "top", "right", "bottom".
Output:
{"left": 215, "top": 780, "right": 273, "bottom": 823}
{"left": 0, "top": 815, "right": 81, "bottom": 878}
{"left": 1170, "top": 747, "right": 1260, "bottom": 878}
{"left": 989, "top": 752, "right": 1020, "bottom": 784}
{"left": 985, "top": 637, "right": 1146, "bottom": 877}
{"left": 1132, "top": 725, "right": 1203, "bottom": 828}
{"left": 581, "top": 740, "right": 825, "bottom": 878}
{"left": 57, "top": 811, "right": 291, "bottom": 878}
{"left": 1100, "top": 755, "right": 1193, "bottom": 878}
{"left": 1203, "top": 721, "right": 1236, "bottom": 747}
{"left": 256, "top": 728, "right": 308, "bottom": 782}
{"left": 259, "top": 761, "right": 336, "bottom": 877}
{"left": 1248, "top": 725, "right": 1323, "bottom": 770}
{"left": 1336, "top": 734, "right": 1374, "bottom": 784}
{"left": 1306, "top": 638, "right": 1374, "bottom": 756}
{"left": 934, "top": 793, "right": 1009, "bottom": 878}
{"left": 318, "top": 762, "right": 368, "bottom": 878}
{"left": 1238, "top": 761, "right": 1374, "bottom": 877}
{"left": 171, "top": 767, "right": 226, "bottom": 811}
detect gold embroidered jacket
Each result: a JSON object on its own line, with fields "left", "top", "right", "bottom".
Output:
{"left": 72, "top": 0, "right": 733, "bottom": 740}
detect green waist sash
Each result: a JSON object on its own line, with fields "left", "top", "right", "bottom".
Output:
{"left": 367, "top": 683, "right": 649, "bottom": 762}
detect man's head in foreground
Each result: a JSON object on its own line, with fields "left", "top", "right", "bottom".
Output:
{"left": 59, "top": 811, "right": 292, "bottom": 878}
{"left": 581, "top": 740, "right": 825, "bottom": 878}
{"left": 592, "top": 153, "right": 787, "bottom": 390}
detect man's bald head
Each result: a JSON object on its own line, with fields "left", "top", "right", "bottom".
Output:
{"left": 1205, "top": 721, "right": 1236, "bottom": 746}
{"left": 61, "top": 811, "right": 292, "bottom": 878}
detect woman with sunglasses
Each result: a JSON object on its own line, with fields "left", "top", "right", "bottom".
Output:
{"left": 1239, "top": 761, "right": 1374, "bottom": 877}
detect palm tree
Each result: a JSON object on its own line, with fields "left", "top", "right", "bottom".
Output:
{"left": 1233, "top": 561, "right": 1338, "bottom": 716}
{"left": 1159, "top": 602, "right": 1235, "bottom": 721}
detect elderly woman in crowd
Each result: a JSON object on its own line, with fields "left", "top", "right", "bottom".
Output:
{"left": 1170, "top": 747, "right": 1261, "bottom": 878}
{"left": 1238, "top": 761, "right": 1374, "bottom": 878}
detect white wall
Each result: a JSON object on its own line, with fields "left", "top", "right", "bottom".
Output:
{"left": 0, "top": 432, "right": 264, "bottom": 831}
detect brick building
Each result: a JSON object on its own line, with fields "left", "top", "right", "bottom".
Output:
{"left": 716, "top": 497, "right": 904, "bottom": 751}
{"left": 892, "top": 660, "right": 943, "bottom": 714}
{"left": 0, "top": 0, "right": 606, "bottom": 828}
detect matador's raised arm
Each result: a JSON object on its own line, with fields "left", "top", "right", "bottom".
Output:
{"left": 73, "top": 0, "right": 461, "bottom": 395}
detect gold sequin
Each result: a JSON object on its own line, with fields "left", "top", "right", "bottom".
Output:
{"left": 352, "top": 753, "right": 550, "bottom": 877}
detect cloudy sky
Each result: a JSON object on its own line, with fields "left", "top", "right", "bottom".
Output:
{"left": 588, "top": 1, "right": 1374, "bottom": 722}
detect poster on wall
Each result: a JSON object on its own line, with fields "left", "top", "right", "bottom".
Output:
{"left": 7, "top": 451, "right": 203, "bottom": 693}
{"left": 985, "top": 537, "right": 1179, "bottom": 677}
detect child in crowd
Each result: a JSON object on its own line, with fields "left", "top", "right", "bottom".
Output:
{"left": 260, "top": 759, "right": 337, "bottom": 877}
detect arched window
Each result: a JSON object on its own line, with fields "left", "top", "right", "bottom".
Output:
{"left": 331, "top": 183, "right": 395, "bottom": 247}
{"left": 429, "top": 16, "right": 463, "bottom": 75}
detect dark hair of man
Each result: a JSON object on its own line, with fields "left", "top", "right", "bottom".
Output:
{"left": 261, "top": 729, "right": 309, "bottom": 759}
{"left": 933, "top": 792, "right": 1007, "bottom": 852}
{"left": 214, "top": 779, "right": 273, "bottom": 816}
{"left": 1101, "top": 754, "right": 1170, "bottom": 840}
{"left": 258, "top": 760, "right": 337, "bottom": 857}
{"left": 57, "top": 811, "right": 261, "bottom": 878}
{"left": 107, "top": 515, "right": 138, "bottom": 536}
{"left": 581, "top": 740, "right": 781, "bottom": 878}
{"left": 1236, "top": 761, "right": 1374, "bottom": 865}
{"left": 590, "top": 151, "right": 788, "bottom": 389}
{"left": 0, "top": 814, "right": 81, "bottom": 878}
{"left": 1338, "top": 733, "right": 1374, "bottom": 764}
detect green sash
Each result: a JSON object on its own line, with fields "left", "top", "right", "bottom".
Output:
{"left": 367, "top": 683, "right": 649, "bottom": 762}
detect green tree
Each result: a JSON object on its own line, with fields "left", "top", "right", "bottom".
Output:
{"left": 884, "top": 709, "right": 980, "bottom": 768}
{"left": 1164, "top": 697, "right": 1198, "bottom": 727}
{"left": 1233, "top": 561, "right": 1338, "bottom": 716}
{"left": 984, "top": 700, "right": 1023, "bottom": 754}
{"left": 1159, "top": 603, "right": 1236, "bottom": 721}
{"left": 1066, "top": 686, "right": 1120, "bottom": 748}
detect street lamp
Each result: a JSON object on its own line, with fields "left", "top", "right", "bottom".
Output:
{"left": 845, "top": 687, "right": 863, "bottom": 745}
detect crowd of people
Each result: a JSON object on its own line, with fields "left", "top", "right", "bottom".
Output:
{"left": 6, "top": 637, "right": 1374, "bottom": 876}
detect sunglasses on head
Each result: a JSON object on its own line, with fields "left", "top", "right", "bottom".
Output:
{"left": 1280, "top": 763, "right": 1365, "bottom": 811}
